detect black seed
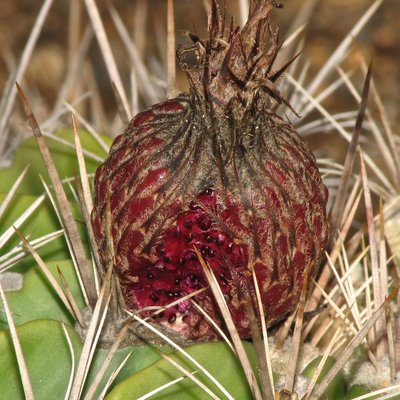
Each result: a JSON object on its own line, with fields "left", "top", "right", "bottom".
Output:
{"left": 147, "top": 272, "right": 155, "bottom": 280}
{"left": 205, "top": 188, "right": 213, "bottom": 196}
{"left": 184, "top": 233, "right": 193, "bottom": 242}
{"left": 190, "top": 274, "right": 198, "bottom": 283}
{"left": 175, "top": 277, "right": 181, "bottom": 285}
{"left": 189, "top": 201, "right": 200, "bottom": 210}
{"left": 184, "top": 220, "right": 193, "bottom": 229}
{"left": 167, "top": 291, "right": 174, "bottom": 298}
{"left": 205, "top": 233, "right": 213, "bottom": 242}
{"left": 163, "top": 256, "right": 171, "bottom": 263}
{"left": 201, "top": 245, "right": 214, "bottom": 257}
{"left": 198, "top": 216, "right": 211, "bottom": 230}
{"left": 201, "top": 221, "right": 211, "bottom": 230}
{"left": 172, "top": 290, "right": 181, "bottom": 297}
{"left": 158, "top": 311, "right": 164, "bottom": 318}
{"left": 168, "top": 313, "right": 176, "bottom": 323}
{"left": 150, "top": 293, "right": 159, "bottom": 302}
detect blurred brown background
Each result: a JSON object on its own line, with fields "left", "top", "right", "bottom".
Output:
{"left": 0, "top": 0, "right": 399, "bottom": 130}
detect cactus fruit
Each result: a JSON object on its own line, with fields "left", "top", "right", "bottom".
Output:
{"left": 91, "top": 0, "right": 329, "bottom": 343}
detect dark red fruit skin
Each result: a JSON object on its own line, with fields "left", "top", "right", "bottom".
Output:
{"left": 91, "top": 1, "right": 329, "bottom": 343}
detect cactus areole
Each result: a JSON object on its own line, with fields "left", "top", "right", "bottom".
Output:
{"left": 91, "top": 1, "right": 329, "bottom": 343}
